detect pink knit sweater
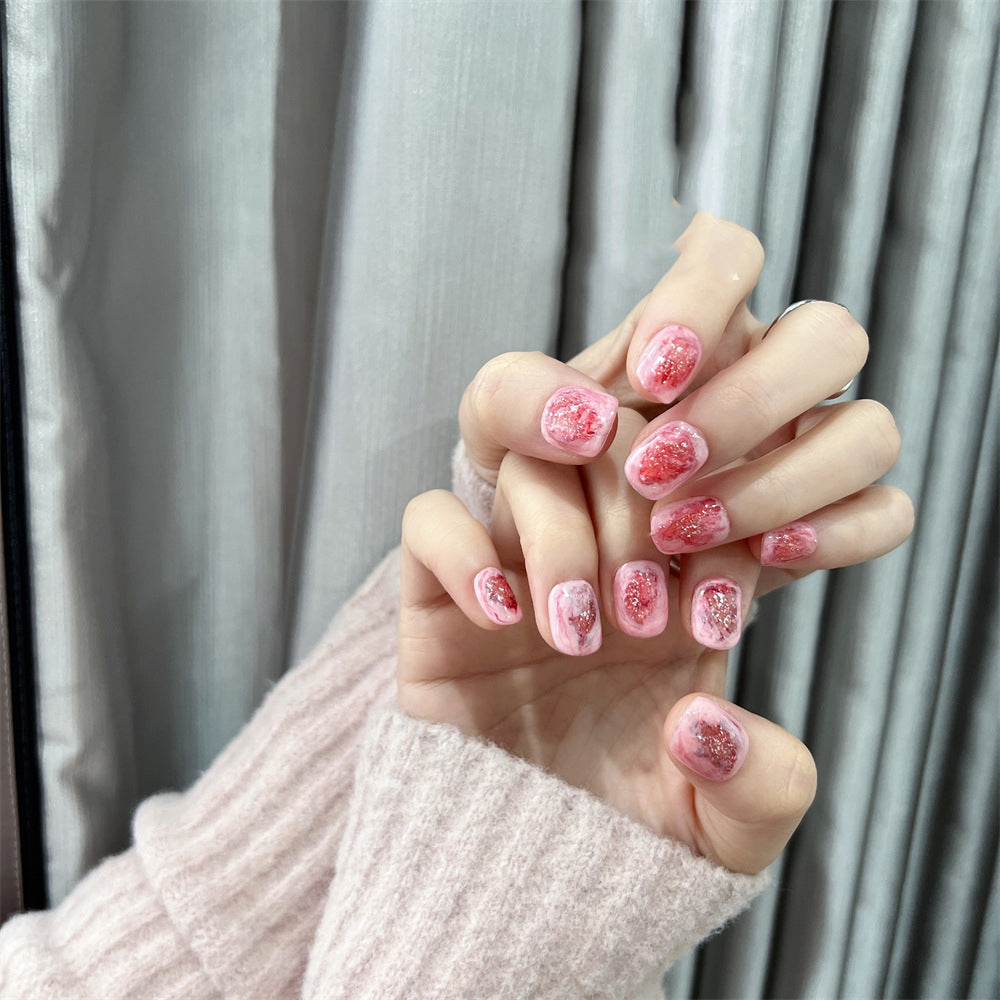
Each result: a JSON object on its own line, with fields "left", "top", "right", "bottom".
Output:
{"left": 0, "top": 447, "right": 767, "bottom": 999}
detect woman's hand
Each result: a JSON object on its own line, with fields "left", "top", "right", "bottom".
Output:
{"left": 397, "top": 214, "right": 913, "bottom": 875}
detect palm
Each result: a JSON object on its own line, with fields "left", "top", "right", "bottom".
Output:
{"left": 398, "top": 569, "right": 730, "bottom": 848}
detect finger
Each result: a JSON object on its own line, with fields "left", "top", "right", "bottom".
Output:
{"left": 649, "top": 399, "right": 902, "bottom": 554}
{"left": 568, "top": 213, "right": 765, "bottom": 407}
{"left": 625, "top": 302, "right": 869, "bottom": 500}
{"left": 400, "top": 490, "right": 523, "bottom": 630}
{"left": 459, "top": 352, "right": 619, "bottom": 484}
{"left": 752, "top": 484, "right": 915, "bottom": 595}
{"left": 492, "top": 454, "right": 602, "bottom": 656}
{"left": 584, "top": 408, "right": 671, "bottom": 637}
{"left": 678, "top": 543, "right": 761, "bottom": 650}
{"left": 664, "top": 694, "right": 817, "bottom": 874}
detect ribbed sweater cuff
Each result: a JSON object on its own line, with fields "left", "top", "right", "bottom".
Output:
{"left": 305, "top": 706, "right": 768, "bottom": 1000}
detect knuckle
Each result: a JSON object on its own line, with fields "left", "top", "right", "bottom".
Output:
{"left": 461, "top": 352, "right": 527, "bottom": 428}
{"left": 401, "top": 490, "right": 446, "bottom": 538}
{"left": 714, "top": 372, "right": 779, "bottom": 437}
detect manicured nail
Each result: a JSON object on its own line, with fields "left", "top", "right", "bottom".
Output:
{"left": 614, "top": 561, "right": 669, "bottom": 637}
{"left": 760, "top": 521, "right": 819, "bottom": 566}
{"left": 691, "top": 578, "right": 742, "bottom": 649}
{"left": 540, "top": 387, "right": 618, "bottom": 458}
{"left": 548, "top": 580, "right": 601, "bottom": 655}
{"left": 669, "top": 696, "right": 749, "bottom": 781}
{"left": 624, "top": 421, "right": 708, "bottom": 500}
{"left": 650, "top": 496, "right": 730, "bottom": 554}
{"left": 635, "top": 325, "right": 702, "bottom": 403}
{"left": 474, "top": 567, "right": 522, "bottom": 625}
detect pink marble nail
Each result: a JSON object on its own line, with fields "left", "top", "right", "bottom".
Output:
{"left": 540, "top": 387, "right": 618, "bottom": 457}
{"left": 635, "top": 325, "right": 703, "bottom": 403}
{"left": 548, "top": 580, "right": 601, "bottom": 655}
{"left": 473, "top": 567, "right": 522, "bottom": 625}
{"left": 625, "top": 421, "right": 709, "bottom": 500}
{"left": 669, "top": 696, "right": 749, "bottom": 781}
{"left": 760, "top": 521, "right": 818, "bottom": 566}
{"left": 613, "top": 561, "right": 669, "bottom": 637}
{"left": 691, "top": 577, "right": 742, "bottom": 650}
{"left": 651, "top": 496, "right": 730, "bottom": 554}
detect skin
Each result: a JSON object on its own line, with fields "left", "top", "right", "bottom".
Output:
{"left": 397, "top": 213, "right": 914, "bottom": 876}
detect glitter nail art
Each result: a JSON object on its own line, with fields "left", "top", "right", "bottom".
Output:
{"left": 613, "top": 561, "right": 669, "bottom": 637}
{"left": 760, "top": 521, "right": 818, "bottom": 566}
{"left": 650, "top": 496, "right": 730, "bottom": 554}
{"left": 624, "top": 421, "right": 709, "bottom": 500}
{"left": 548, "top": 580, "right": 601, "bottom": 655}
{"left": 474, "top": 568, "right": 522, "bottom": 625}
{"left": 635, "top": 325, "right": 703, "bottom": 403}
{"left": 691, "top": 578, "right": 742, "bottom": 650}
{"left": 669, "top": 696, "right": 749, "bottom": 781}
{"left": 540, "top": 387, "right": 618, "bottom": 458}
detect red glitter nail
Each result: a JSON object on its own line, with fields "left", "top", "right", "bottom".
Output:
{"left": 473, "top": 568, "right": 522, "bottom": 625}
{"left": 651, "top": 496, "right": 730, "bottom": 554}
{"left": 635, "top": 326, "right": 703, "bottom": 403}
{"left": 625, "top": 421, "right": 709, "bottom": 500}
{"left": 691, "top": 578, "right": 742, "bottom": 649}
{"left": 760, "top": 521, "right": 818, "bottom": 566}
{"left": 613, "top": 561, "right": 669, "bottom": 637}
{"left": 540, "top": 387, "right": 618, "bottom": 458}
{"left": 548, "top": 580, "right": 602, "bottom": 655}
{"left": 668, "top": 696, "right": 749, "bottom": 781}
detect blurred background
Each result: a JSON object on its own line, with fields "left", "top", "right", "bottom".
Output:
{"left": 1, "top": 2, "right": 997, "bottom": 997}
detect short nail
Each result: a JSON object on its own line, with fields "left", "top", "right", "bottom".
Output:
{"left": 548, "top": 580, "right": 601, "bottom": 655}
{"left": 613, "top": 561, "right": 669, "bottom": 637}
{"left": 540, "top": 387, "right": 618, "bottom": 457}
{"left": 624, "top": 421, "right": 709, "bottom": 500}
{"left": 650, "top": 496, "right": 730, "bottom": 554}
{"left": 669, "top": 696, "right": 749, "bottom": 781}
{"left": 759, "top": 521, "right": 819, "bottom": 566}
{"left": 691, "top": 577, "right": 742, "bottom": 649}
{"left": 635, "top": 325, "right": 702, "bottom": 403}
{"left": 474, "top": 567, "right": 522, "bottom": 625}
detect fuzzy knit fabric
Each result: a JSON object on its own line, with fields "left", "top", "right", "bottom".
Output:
{"left": 0, "top": 444, "right": 768, "bottom": 1000}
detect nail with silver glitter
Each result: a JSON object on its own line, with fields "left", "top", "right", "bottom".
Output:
{"left": 473, "top": 567, "right": 522, "bottom": 625}
{"left": 613, "top": 561, "right": 669, "bottom": 637}
{"left": 690, "top": 577, "right": 742, "bottom": 650}
{"left": 548, "top": 580, "right": 601, "bottom": 655}
{"left": 540, "top": 386, "right": 618, "bottom": 458}
{"left": 669, "top": 696, "right": 749, "bottom": 781}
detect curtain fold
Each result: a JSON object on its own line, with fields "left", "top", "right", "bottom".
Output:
{"left": 4, "top": 1, "right": 997, "bottom": 996}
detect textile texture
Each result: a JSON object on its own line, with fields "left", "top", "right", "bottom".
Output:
{"left": 3, "top": 1, "right": 998, "bottom": 997}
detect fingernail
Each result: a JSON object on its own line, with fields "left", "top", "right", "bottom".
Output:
{"left": 624, "top": 421, "right": 708, "bottom": 500}
{"left": 614, "top": 561, "right": 669, "bottom": 637}
{"left": 474, "top": 567, "right": 522, "bottom": 625}
{"left": 651, "top": 496, "right": 730, "bottom": 554}
{"left": 548, "top": 580, "right": 601, "bottom": 655}
{"left": 759, "top": 521, "right": 819, "bottom": 566}
{"left": 635, "top": 325, "right": 702, "bottom": 403}
{"left": 669, "top": 696, "right": 749, "bottom": 781}
{"left": 691, "top": 577, "right": 742, "bottom": 649}
{"left": 540, "top": 387, "right": 618, "bottom": 458}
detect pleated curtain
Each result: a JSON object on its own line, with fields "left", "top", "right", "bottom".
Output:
{"left": 4, "top": 1, "right": 998, "bottom": 997}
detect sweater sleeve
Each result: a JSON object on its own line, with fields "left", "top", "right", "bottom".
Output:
{"left": 0, "top": 549, "right": 402, "bottom": 1000}
{"left": 303, "top": 707, "right": 767, "bottom": 1000}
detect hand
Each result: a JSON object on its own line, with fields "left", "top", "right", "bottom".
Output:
{"left": 397, "top": 214, "right": 913, "bottom": 874}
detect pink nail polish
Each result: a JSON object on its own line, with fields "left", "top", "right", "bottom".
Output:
{"left": 548, "top": 580, "right": 601, "bottom": 655}
{"left": 614, "top": 561, "right": 669, "bottom": 637}
{"left": 474, "top": 567, "right": 522, "bottom": 625}
{"left": 760, "top": 521, "right": 818, "bottom": 565}
{"left": 691, "top": 578, "right": 742, "bottom": 649}
{"left": 651, "top": 496, "right": 730, "bottom": 554}
{"left": 624, "top": 421, "right": 709, "bottom": 500}
{"left": 669, "top": 696, "right": 748, "bottom": 781}
{"left": 635, "top": 325, "right": 703, "bottom": 403}
{"left": 540, "top": 387, "right": 618, "bottom": 457}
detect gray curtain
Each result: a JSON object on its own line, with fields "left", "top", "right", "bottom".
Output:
{"left": 4, "top": 1, "right": 998, "bottom": 997}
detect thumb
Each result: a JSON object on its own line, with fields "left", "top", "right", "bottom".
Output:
{"left": 664, "top": 694, "right": 817, "bottom": 875}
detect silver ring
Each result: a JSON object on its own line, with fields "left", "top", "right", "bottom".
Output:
{"left": 765, "top": 299, "right": 855, "bottom": 399}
